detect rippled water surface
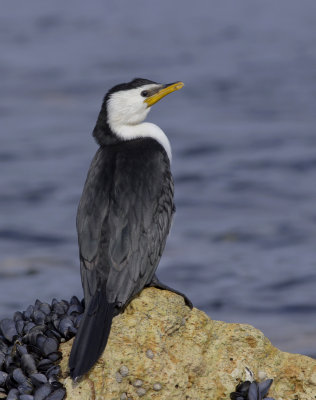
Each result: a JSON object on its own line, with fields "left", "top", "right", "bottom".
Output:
{"left": 1, "top": 1, "right": 316, "bottom": 356}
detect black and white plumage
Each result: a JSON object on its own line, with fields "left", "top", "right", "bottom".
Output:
{"left": 69, "top": 78, "right": 192, "bottom": 380}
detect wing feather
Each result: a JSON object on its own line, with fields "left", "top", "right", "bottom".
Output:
{"left": 77, "top": 139, "right": 174, "bottom": 307}
{"left": 77, "top": 148, "right": 113, "bottom": 265}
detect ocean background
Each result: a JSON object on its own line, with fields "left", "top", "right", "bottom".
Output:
{"left": 1, "top": 1, "right": 316, "bottom": 357}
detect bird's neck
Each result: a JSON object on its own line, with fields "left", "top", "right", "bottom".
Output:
{"left": 112, "top": 122, "right": 172, "bottom": 161}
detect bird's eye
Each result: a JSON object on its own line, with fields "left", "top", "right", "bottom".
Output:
{"left": 141, "top": 90, "right": 149, "bottom": 97}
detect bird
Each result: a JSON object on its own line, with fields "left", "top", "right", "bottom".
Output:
{"left": 69, "top": 78, "right": 192, "bottom": 380}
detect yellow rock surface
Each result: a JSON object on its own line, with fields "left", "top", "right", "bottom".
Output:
{"left": 59, "top": 287, "right": 316, "bottom": 400}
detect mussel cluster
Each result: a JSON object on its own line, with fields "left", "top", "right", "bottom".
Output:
{"left": 230, "top": 379, "right": 275, "bottom": 400}
{"left": 0, "top": 297, "right": 84, "bottom": 400}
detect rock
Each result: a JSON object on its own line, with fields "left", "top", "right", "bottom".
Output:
{"left": 59, "top": 288, "right": 316, "bottom": 399}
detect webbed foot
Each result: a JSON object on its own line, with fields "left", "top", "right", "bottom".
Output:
{"left": 146, "top": 275, "right": 193, "bottom": 309}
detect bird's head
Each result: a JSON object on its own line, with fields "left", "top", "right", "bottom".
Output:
{"left": 93, "top": 78, "right": 184, "bottom": 145}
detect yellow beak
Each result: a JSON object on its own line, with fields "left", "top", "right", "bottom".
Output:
{"left": 144, "top": 81, "right": 184, "bottom": 107}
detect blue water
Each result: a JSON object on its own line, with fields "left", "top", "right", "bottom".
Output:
{"left": 1, "top": 1, "right": 316, "bottom": 357}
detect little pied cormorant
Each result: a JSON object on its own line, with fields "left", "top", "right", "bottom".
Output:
{"left": 69, "top": 78, "right": 193, "bottom": 380}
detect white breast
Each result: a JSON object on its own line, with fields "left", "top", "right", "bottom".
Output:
{"left": 111, "top": 122, "right": 172, "bottom": 162}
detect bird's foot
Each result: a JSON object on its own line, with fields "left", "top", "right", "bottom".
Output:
{"left": 146, "top": 275, "right": 193, "bottom": 309}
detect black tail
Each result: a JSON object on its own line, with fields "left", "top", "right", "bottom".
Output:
{"left": 69, "top": 288, "right": 115, "bottom": 380}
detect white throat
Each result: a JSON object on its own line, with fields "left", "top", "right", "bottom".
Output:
{"left": 106, "top": 85, "right": 172, "bottom": 161}
{"left": 112, "top": 122, "right": 172, "bottom": 162}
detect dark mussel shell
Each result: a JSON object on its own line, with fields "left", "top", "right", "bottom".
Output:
{"left": 45, "top": 387, "right": 66, "bottom": 400}
{"left": 29, "top": 373, "right": 47, "bottom": 387}
{"left": 32, "top": 311, "right": 46, "bottom": 326}
{"left": 50, "top": 381, "right": 63, "bottom": 390}
{"left": 0, "top": 319, "right": 18, "bottom": 343}
{"left": 52, "top": 303, "right": 67, "bottom": 316}
{"left": 47, "top": 352, "right": 62, "bottom": 363}
{"left": 0, "top": 341, "right": 7, "bottom": 354}
{"left": 23, "top": 306, "right": 34, "bottom": 321}
{"left": 0, "top": 295, "right": 85, "bottom": 399}
{"left": 41, "top": 337, "right": 58, "bottom": 357}
{"left": 17, "top": 380, "right": 33, "bottom": 395}
{"left": 23, "top": 322, "right": 36, "bottom": 335}
{"left": 45, "top": 329, "right": 62, "bottom": 341}
{"left": 235, "top": 380, "right": 251, "bottom": 395}
{"left": 33, "top": 382, "right": 53, "bottom": 400}
{"left": 37, "top": 359, "right": 53, "bottom": 373}
{"left": 13, "top": 312, "right": 24, "bottom": 322}
{"left": 4, "top": 355, "right": 15, "bottom": 374}
{"left": 258, "top": 379, "right": 273, "bottom": 397}
{"left": 34, "top": 300, "right": 42, "bottom": 310}
{"left": 16, "top": 344, "right": 28, "bottom": 357}
{"left": 39, "top": 303, "right": 51, "bottom": 316}
{"left": 0, "top": 352, "right": 5, "bottom": 370}
{"left": 67, "top": 303, "right": 83, "bottom": 315}
{"left": 248, "top": 382, "right": 259, "bottom": 400}
{"left": 70, "top": 296, "right": 81, "bottom": 306}
{"left": 20, "top": 395, "right": 34, "bottom": 400}
{"left": 0, "top": 371, "right": 8, "bottom": 387}
{"left": 21, "top": 354, "right": 38, "bottom": 375}
{"left": 7, "top": 388, "right": 19, "bottom": 400}
{"left": 12, "top": 368, "right": 28, "bottom": 385}
{"left": 230, "top": 379, "right": 275, "bottom": 400}
{"left": 58, "top": 317, "right": 76, "bottom": 339}
{"left": 46, "top": 366, "right": 60, "bottom": 381}
{"left": 15, "top": 320, "right": 25, "bottom": 336}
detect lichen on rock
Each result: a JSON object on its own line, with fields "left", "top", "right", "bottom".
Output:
{"left": 59, "top": 287, "right": 316, "bottom": 399}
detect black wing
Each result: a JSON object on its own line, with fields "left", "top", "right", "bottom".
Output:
{"left": 76, "top": 147, "right": 113, "bottom": 305}
{"left": 77, "top": 139, "right": 174, "bottom": 306}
